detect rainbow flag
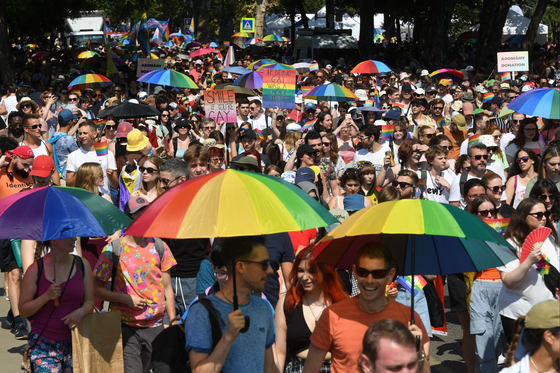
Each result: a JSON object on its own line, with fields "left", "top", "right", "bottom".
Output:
{"left": 301, "top": 118, "right": 317, "bottom": 131}
{"left": 254, "top": 128, "right": 265, "bottom": 142}
{"left": 223, "top": 41, "right": 230, "bottom": 47}
{"left": 520, "top": 74, "right": 529, "bottom": 81}
{"left": 468, "top": 133, "right": 480, "bottom": 144}
{"left": 484, "top": 218, "right": 510, "bottom": 236}
{"left": 207, "top": 66, "right": 214, "bottom": 74}
{"left": 501, "top": 72, "right": 511, "bottom": 82}
{"left": 381, "top": 124, "right": 395, "bottom": 140}
{"left": 483, "top": 92, "right": 494, "bottom": 103}
{"left": 392, "top": 102, "right": 404, "bottom": 111}
{"left": 309, "top": 62, "right": 319, "bottom": 71}
{"left": 396, "top": 276, "right": 428, "bottom": 296}
{"left": 94, "top": 119, "right": 107, "bottom": 132}
{"left": 137, "top": 12, "right": 150, "bottom": 58}
{"left": 94, "top": 141, "right": 108, "bottom": 157}
{"left": 301, "top": 86, "right": 313, "bottom": 95}
{"left": 364, "top": 100, "right": 374, "bottom": 107}
{"left": 435, "top": 116, "right": 446, "bottom": 129}
{"left": 418, "top": 178, "right": 426, "bottom": 195}
{"left": 373, "top": 86, "right": 381, "bottom": 108}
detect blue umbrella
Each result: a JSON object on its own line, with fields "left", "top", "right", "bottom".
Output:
{"left": 223, "top": 66, "right": 251, "bottom": 75}
{"left": 137, "top": 69, "right": 198, "bottom": 89}
{"left": 508, "top": 88, "right": 560, "bottom": 119}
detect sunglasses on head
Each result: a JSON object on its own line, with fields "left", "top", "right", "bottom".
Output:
{"left": 528, "top": 211, "right": 550, "bottom": 220}
{"left": 473, "top": 154, "right": 489, "bottom": 160}
{"left": 355, "top": 267, "right": 388, "bottom": 279}
{"left": 139, "top": 166, "right": 158, "bottom": 174}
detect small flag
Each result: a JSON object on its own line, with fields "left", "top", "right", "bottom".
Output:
{"left": 468, "top": 133, "right": 480, "bottom": 144}
{"left": 501, "top": 72, "right": 511, "bottom": 82}
{"left": 94, "top": 119, "right": 107, "bottom": 132}
{"left": 392, "top": 102, "right": 404, "bottom": 111}
{"left": 520, "top": 74, "right": 529, "bottom": 81}
{"left": 301, "top": 86, "right": 313, "bottom": 95}
{"left": 301, "top": 119, "right": 317, "bottom": 131}
{"left": 207, "top": 66, "right": 214, "bottom": 73}
{"left": 436, "top": 116, "right": 446, "bottom": 129}
{"left": 483, "top": 92, "right": 494, "bottom": 103}
{"left": 373, "top": 86, "right": 381, "bottom": 108}
{"left": 189, "top": 18, "right": 195, "bottom": 34}
{"left": 381, "top": 124, "right": 395, "bottom": 140}
{"left": 309, "top": 62, "right": 319, "bottom": 71}
{"left": 396, "top": 276, "right": 428, "bottom": 296}
{"left": 364, "top": 100, "right": 374, "bottom": 107}
{"left": 94, "top": 141, "right": 108, "bottom": 157}
{"left": 223, "top": 41, "right": 230, "bottom": 47}
{"left": 484, "top": 218, "right": 510, "bottom": 236}
{"left": 254, "top": 128, "right": 265, "bottom": 143}
{"left": 137, "top": 12, "right": 151, "bottom": 58}
{"left": 418, "top": 178, "right": 426, "bottom": 194}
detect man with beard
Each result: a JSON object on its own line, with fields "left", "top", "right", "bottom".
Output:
{"left": 5, "top": 111, "right": 25, "bottom": 142}
{"left": 0, "top": 145, "right": 34, "bottom": 198}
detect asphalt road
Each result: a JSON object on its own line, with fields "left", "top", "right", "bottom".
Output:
{"left": 0, "top": 273, "right": 470, "bottom": 372}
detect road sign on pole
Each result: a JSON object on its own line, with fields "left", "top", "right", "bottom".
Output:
{"left": 240, "top": 18, "right": 255, "bottom": 33}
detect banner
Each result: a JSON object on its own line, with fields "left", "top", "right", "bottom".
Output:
{"left": 204, "top": 89, "right": 236, "bottom": 123}
{"left": 262, "top": 69, "right": 296, "bottom": 109}
{"left": 497, "top": 51, "right": 529, "bottom": 72}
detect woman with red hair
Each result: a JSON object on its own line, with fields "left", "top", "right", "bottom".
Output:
{"left": 275, "top": 247, "right": 348, "bottom": 372}
{"left": 208, "top": 146, "right": 225, "bottom": 173}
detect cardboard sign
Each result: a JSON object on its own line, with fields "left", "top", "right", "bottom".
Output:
{"left": 204, "top": 89, "right": 236, "bottom": 123}
{"left": 262, "top": 69, "right": 296, "bottom": 109}
{"left": 497, "top": 51, "right": 529, "bottom": 72}
{"left": 240, "top": 18, "right": 255, "bottom": 32}
{"left": 136, "top": 58, "right": 165, "bottom": 78}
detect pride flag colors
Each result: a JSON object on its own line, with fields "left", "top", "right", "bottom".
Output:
{"left": 381, "top": 124, "right": 395, "bottom": 140}
{"left": 254, "top": 128, "right": 265, "bottom": 142}
{"left": 435, "top": 116, "right": 446, "bottom": 129}
{"left": 468, "top": 134, "right": 480, "bottom": 144}
{"left": 364, "top": 100, "right": 374, "bottom": 107}
{"left": 501, "top": 72, "right": 512, "bottom": 82}
{"left": 94, "top": 141, "right": 108, "bottom": 157}
{"left": 396, "top": 276, "right": 428, "bottom": 296}
{"left": 483, "top": 92, "right": 494, "bottom": 103}
{"left": 484, "top": 218, "right": 510, "bottom": 236}
{"left": 309, "top": 62, "right": 319, "bottom": 71}
{"left": 301, "top": 119, "right": 317, "bottom": 131}
{"left": 392, "top": 102, "right": 404, "bottom": 111}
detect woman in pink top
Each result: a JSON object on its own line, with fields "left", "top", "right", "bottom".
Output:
{"left": 19, "top": 237, "right": 94, "bottom": 372}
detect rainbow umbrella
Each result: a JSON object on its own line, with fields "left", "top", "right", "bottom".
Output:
{"left": 205, "top": 42, "right": 219, "bottom": 48}
{"left": 78, "top": 56, "right": 106, "bottom": 70}
{"left": 429, "top": 69, "right": 465, "bottom": 84}
{"left": 303, "top": 83, "right": 359, "bottom": 102}
{"left": 293, "top": 62, "right": 311, "bottom": 73}
{"left": 126, "top": 169, "right": 337, "bottom": 239}
{"left": 257, "top": 63, "right": 298, "bottom": 75}
{"left": 351, "top": 60, "right": 392, "bottom": 74}
{"left": 313, "top": 199, "right": 516, "bottom": 323}
{"left": 508, "top": 88, "right": 560, "bottom": 119}
{"left": 0, "top": 186, "right": 130, "bottom": 241}
{"left": 232, "top": 71, "right": 264, "bottom": 90}
{"left": 262, "top": 34, "right": 283, "bottom": 42}
{"left": 31, "top": 51, "right": 51, "bottom": 59}
{"left": 77, "top": 50, "right": 100, "bottom": 59}
{"left": 232, "top": 32, "right": 252, "bottom": 39}
{"left": 22, "top": 44, "right": 39, "bottom": 50}
{"left": 68, "top": 74, "right": 112, "bottom": 90}
{"left": 137, "top": 69, "right": 198, "bottom": 89}
{"left": 281, "top": 36, "right": 290, "bottom": 42}
{"left": 247, "top": 38, "right": 262, "bottom": 45}
{"left": 248, "top": 59, "right": 276, "bottom": 70}
{"left": 188, "top": 48, "right": 216, "bottom": 58}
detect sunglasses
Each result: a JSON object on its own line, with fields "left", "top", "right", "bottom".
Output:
{"left": 176, "top": 125, "right": 189, "bottom": 130}
{"left": 528, "top": 211, "right": 550, "bottom": 220}
{"left": 511, "top": 119, "right": 523, "bottom": 123}
{"left": 392, "top": 180, "right": 413, "bottom": 189}
{"left": 472, "top": 154, "right": 489, "bottom": 160}
{"left": 433, "top": 107, "right": 444, "bottom": 111}
{"left": 493, "top": 135, "right": 502, "bottom": 140}
{"left": 22, "top": 104, "right": 32, "bottom": 109}
{"left": 27, "top": 124, "right": 41, "bottom": 130}
{"left": 441, "top": 146, "right": 453, "bottom": 151}
{"left": 204, "top": 126, "right": 215, "bottom": 130}
{"left": 355, "top": 267, "right": 388, "bottom": 279}
{"left": 427, "top": 92, "right": 437, "bottom": 96}
{"left": 487, "top": 185, "right": 504, "bottom": 194}
{"left": 106, "top": 125, "right": 117, "bottom": 130}
{"left": 461, "top": 166, "right": 471, "bottom": 172}
{"left": 539, "top": 194, "right": 557, "bottom": 202}
{"left": 488, "top": 146, "right": 498, "bottom": 153}
{"left": 69, "top": 98, "right": 78, "bottom": 102}
{"left": 322, "top": 142, "right": 331, "bottom": 146}
{"left": 139, "top": 166, "right": 158, "bottom": 174}
{"left": 478, "top": 209, "right": 497, "bottom": 218}
{"left": 239, "top": 259, "right": 270, "bottom": 271}
{"left": 211, "top": 157, "right": 224, "bottom": 163}
{"left": 517, "top": 156, "right": 530, "bottom": 163}
{"left": 161, "top": 114, "right": 170, "bottom": 117}
{"left": 421, "top": 133, "right": 434, "bottom": 138}
{"left": 60, "top": 91, "right": 68, "bottom": 95}
{"left": 226, "top": 126, "right": 236, "bottom": 131}
{"left": 158, "top": 176, "right": 181, "bottom": 186}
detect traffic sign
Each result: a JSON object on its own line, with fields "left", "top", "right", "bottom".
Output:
{"left": 240, "top": 18, "right": 255, "bottom": 33}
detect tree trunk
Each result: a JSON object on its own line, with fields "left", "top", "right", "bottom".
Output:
{"left": 325, "top": 0, "right": 335, "bottom": 29}
{"left": 254, "top": 0, "right": 268, "bottom": 39}
{"left": 358, "top": 0, "right": 375, "bottom": 58}
{"left": 0, "top": 0, "right": 14, "bottom": 84}
{"left": 385, "top": 14, "right": 395, "bottom": 39}
{"left": 194, "top": 0, "right": 213, "bottom": 41}
{"left": 474, "top": 0, "right": 512, "bottom": 68}
{"left": 296, "top": 0, "right": 308, "bottom": 29}
{"left": 396, "top": 19, "right": 401, "bottom": 43}
{"left": 521, "top": 0, "right": 550, "bottom": 52}
{"left": 290, "top": 4, "right": 296, "bottom": 41}
{"left": 423, "top": 0, "right": 456, "bottom": 66}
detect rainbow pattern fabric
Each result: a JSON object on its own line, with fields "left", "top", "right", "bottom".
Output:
{"left": 392, "top": 102, "right": 404, "bottom": 111}
{"left": 381, "top": 124, "right": 395, "bottom": 140}
{"left": 301, "top": 119, "right": 317, "bottom": 131}
{"left": 396, "top": 276, "right": 428, "bottom": 296}
{"left": 484, "top": 218, "right": 510, "bottom": 236}
{"left": 418, "top": 178, "right": 426, "bottom": 194}
{"left": 501, "top": 72, "right": 512, "bottom": 82}
{"left": 483, "top": 92, "right": 494, "bottom": 103}
{"left": 94, "top": 141, "right": 108, "bottom": 157}
{"left": 435, "top": 116, "right": 445, "bottom": 129}
{"left": 468, "top": 134, "right": 480, "bottom": 144}
{"left": 309, "top": 62, "right": 319, "bottom": 71}
{"left": 255, "top": 128, "right": 265, "bottom": 142}
{"left": 364, "top": 100, "right": 374, "bottom": 107}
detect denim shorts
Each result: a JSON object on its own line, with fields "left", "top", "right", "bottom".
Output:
{"left": 395, "top": 284, "right": 433, "bottom": 337}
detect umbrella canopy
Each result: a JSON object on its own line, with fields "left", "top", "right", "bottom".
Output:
{"left": 293, "top": 62, "right": 311, "bottom": 74}
{"left": 78, "top": 56, "right": 106, "bottom": 70}
{"left": 499, "top": 105, "right": 515, "bottom": 119}
{"left": 137, "top": 69, "right": 197, "bottom": 89}
{"left": 246, "top": 38, "right": 262, "bottom": 45}
{"left": 127, "top": 170, "right": 338, "bottom": 239}
{"left": 350, "top": 60, "right": 392, "bottom": 74}
{"left": 68, "top": 74, "right": 112, "bottom": 90}
{"left": 262, "top": 34, "right": 284, "bottom": 42}
{"left": 0, "top": 186, "right": 131, "bottom": 241}
{"left": 429, "top": 69, "right": 465, "bottom": 84}
{"left": 189, "top": 48, "right": 216, "bottom": 58}
{"left": 248, "top": 59, "right": 276, "bottom": 70}
{"left": 257, "top": 63, "right": 298, "bottom": 75}
{"left": 232, "top": 32, "right": 252, "bottom": 39}
{"left": 507, "top": 88, "right": 560, "bottom": 119}
{"left": 303, "top": 84, "right": 359, "bottom": 102}
{"left": 313, "top": 200, "right": 516, "bottom": 275}
{"left": 232, "top": 71, "right": 264, "bottom": 90}
{"left": 97, "top": 101, "right": 162, "bottom": 119}
{"left": 222, "top": 66, "right": 251, "bottom": 75}
{"left": 186, "top": 41, "right": 202, "bottom": 49}
{"left": 31, "top": 51, "right": 51, "bottom": 59}
{"left": 214, "top": 84, "right": 256, "bottom": 97}
{"left": 206, "top": 42, "right": 219, "bottom": 48}
{"left": 22, "top": 44, "right": 39, "bottom": 50}
{"left": 77, "top": 51, "right": 100, "bottom": 59}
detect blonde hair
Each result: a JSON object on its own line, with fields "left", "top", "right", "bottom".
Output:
{"left": 283, "top": 132, "right": 301, "bottom": 153}
{"left": 75, "top": 163, "right": 104, "bottom": 194}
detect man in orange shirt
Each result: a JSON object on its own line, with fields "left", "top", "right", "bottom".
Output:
{"left": 0, "top": 145, "right": 34, "bottom": 199}
{"left": 442, "top": 113, "right": 468, "bottom": 161}
{"left": 303, "top": 243, "right": 430, "bottom": 373}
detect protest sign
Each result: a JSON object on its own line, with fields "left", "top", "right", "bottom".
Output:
{"left": 204, "top": 89, "right": 236, "bottom": 123}
{"left": 262, "top": 69, "right": 296, "bottom": 109}
{"left": 136, "top": 58, "right": 165, "bottom": 78}
{"left": 497, "top": 51, "right": 529, "bottom": 72}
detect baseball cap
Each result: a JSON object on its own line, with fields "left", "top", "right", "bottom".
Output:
{"left": 6, "top": 146, "right": 34, "bottom": 159}
{"left": 305, "top": 103, "right": 316, "bottom": 111}
{"left": 58, "top": 109, "right": 77, "bottom": 122}
{"left": 29, "top": 155, "right": 54, "bottom": 177}
{"left": 452, "top": 113, "right": 467, "bottom": 131}
{"left": 401, "top": 83, "right": 413, "bottom": 91}
{"left": 344, "top": 194, "right": 366, "bottom": 211}
{"left": 286, "top": 123, "right": 302, "bottom": 133}
{"left": 138, "top": 91, "right": 148, "bottom": 99}
{"left": 384, "top": 110, "right": 401, "bottom": 121}
{"left": 465, "top": 66, "right": 474, "bottom": 72}
{"left": 154, "top": 86, "right": 165, "bottom": 94}
{"left": 474, "top": 85, "right": 487, "bottom": 94}
{"left": 525, "top": 300, "right": 560, "bottom": 329}
{"left": 500, "top": 83, "right": 510, "bottom": 90}
{"left": 415, "top": 88, "right": 425, "bottom": 95}
{"left": 116, "top": 121, "right": 133, "bottom": 138}
{"left": 438, "top": 79, "right": 451, "bottom": 87}
{"left": 295, "top": 167, "right": 316, "bottom": 184}
{"left": 240, "top": 128, "right": 257, "bottom": 140}
{"left": 426, "top": 86, "right": 437, "bottom": 93}
{"left": 124, "top": 196, "right": 150, "bottom": 215}
{"left": 296, "top": 144, "right": 319, "bottom": 159}
{"left": 195, "top": 59, "right": 203, "bottom": 65}
{"left": 168, "top": 102, "right": 178, "bottom": 110}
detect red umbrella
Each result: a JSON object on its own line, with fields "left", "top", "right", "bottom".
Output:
{"left": 186, "top": 41, "right": 202, "bottom": 49}
{"left": 31, "top": 51, "right": 51, "bottom": 59}
{"left": 189, "top": 48, "right": 217, "bottom": 58}
{"left": 350, "top": 60, "right": 392, "bottom": 74}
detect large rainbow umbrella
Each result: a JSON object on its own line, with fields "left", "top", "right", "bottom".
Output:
{"left": 126, "top": 169, "right": 338, "bottom": 239}
{"left": 257, "top": 62, "right": 299, "bottom": 75}
{"left": 508, "top": 88, "right": 560, "bottom": 119}
{"left": 303, "top": 83, "right": 359, "bottom": 102}
{"left": 350, "top": 60, "right": 392, "bottom": 74}
{"left": 232, "top": 32, "right": 252, "bottom": 39}
{"left": 232, "top": 71, "right": 264, "bottom": 89}
{"left": 78, "top": 56, "right": 106, "bottom": 70}
{"left": 0, "top": 186, "right": 130, "bottom": 241}
{"left": 429, "top": 69, "right": 465, "bottom": 84}
{"left": 137, "top": 69, "right": 198, "bottom": 89}
{"left": 77, "top": 50, "right": 100, "bottom": 59}
{"left": 248, "top": 59, "right": 276, "bottom": 70}
{"left": 68, "top": 74, "right": 112, "bottom": 90}
{"left": 313, "top": 199, "right": 516, "bottom": 323}
{"left": 262, "top": 34, "right": 284, "bottom": 42}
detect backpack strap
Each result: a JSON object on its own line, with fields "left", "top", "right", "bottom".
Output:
{"left": 110, "top": 239, "right": 122, "bottom": 292}
{"left": 459, "top": 170, "right": 469, "bottom": 196}
{"left": 173, "top": 137, "right": 178, "bottom": 158}
{"left": 197, "top": 297, "right": 224, "bottom": 349}
{"left": 72, "top": 254, "right": 85, "bottom": 280}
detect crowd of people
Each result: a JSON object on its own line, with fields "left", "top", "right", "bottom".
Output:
{"left": 0, "top": 38, "right": 560, "bottom": 373}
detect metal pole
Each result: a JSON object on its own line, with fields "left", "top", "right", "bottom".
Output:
{"left": 410, "top": 234, "right": 415, "bottom": 325}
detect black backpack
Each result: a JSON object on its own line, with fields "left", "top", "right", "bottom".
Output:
{"left": 151, "top": 297, "right": 224, "bottom": 373}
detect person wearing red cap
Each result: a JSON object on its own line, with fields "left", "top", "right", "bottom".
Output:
{"left": 0, "top": 145, "right": 34, "bottom": 199}
{"left": 29, "top": 155, "right": 55, "bottom": 188}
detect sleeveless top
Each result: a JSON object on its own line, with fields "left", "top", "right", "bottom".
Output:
{"left": 511, "top": 175, "right": 527, "bottom": 209}
{"left": 173, "top": 137, "right": 188, "bottom": 159}
{"left": 284, "top": 302, "right": 313, "bottom": 360}
{"left": 20, "top": 140, "right": 48, "bottom": 158}
{"left": 31, "top": 258, "right": 84, "bottom": 341}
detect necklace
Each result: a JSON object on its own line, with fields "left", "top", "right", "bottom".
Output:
{"left": 357, "top": 295, "right": 388, "bottom": 314}
{"left": 304, "top": 295, "right": 327, "bottom": 324}
{"left": 221, "top": 291, "right": 249, "bottom": 306}
{"left": 530, "top": 357, "right": 559, "bottom": 373}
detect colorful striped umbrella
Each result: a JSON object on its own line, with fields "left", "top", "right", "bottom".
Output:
{"left": 137, "top": 69, "right": 198, "bottom": 89}
{"left": 247, "top": 38, "right": 262, "bottom": 45}
{"left": 232, "top": 71, "right": 264, "bottom": 89}
{"left": 232, "top": 32, "right": 252, "bottom": 39}
{"left": 77, "top": 50, "right": 100, "bottom": 59}
{"left": 188, "top": 48, "right": 217, "bottom": 58}
{"left": 303, "top": 84, "right": 359, "bottom": 102}
{"left": 68, "top": 74, "right": 112, "bottom": 90}
{"left": 350, "top": 60, "right": 392, "bottom": 74}
{"left": 0, "top": 186, "right": 130, "bottom": 241}
{"left": 126, "top": 170, "right": 337, "bottom": 238}
{"left": 508, "top": 88, "right": 560, "bottom": 119}
{"left": 248, "top": 59, "right": 276, "bottom": 70}
{"left": 293, "top": 62, "right": 311, "bottom": 74}
{"left": 262, "top": 34, "right": 284, "bottom": 42}
{"left": 281, "top": 36, "right": 290, "bottom": 42}
{"left": 78, "top": 56, "right": 106, "bottom": 70}
{"left": 257, "top": 63, "right": 298, "bottom": 75}
{"left": 22, "top": 44, "right": 39, "bottom": 50}
{"left": 429, "top": 69, "right": 465, "bottom": 84}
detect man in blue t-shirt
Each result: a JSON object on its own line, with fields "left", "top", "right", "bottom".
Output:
{"left": 51, "top": 109, "right": 78, "bottom": 180}
{"left": 185, "top": 236, "right": 277, "bottom": 373}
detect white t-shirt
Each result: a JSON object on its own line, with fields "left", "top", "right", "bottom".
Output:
{"left": 499, "top": 354, "right": 529, "bottom": 373}
{"left": 249, "top": 114, "right": 269, "bottom": 131}
{"left": 353, "top": 142, "right": 391, "bottom": 174}
{"left": 500, "top": 132, "right": 515, "bottom": 153}
{"left": 422, "top": 169, "right": 456, "bottom": 204}
{"left": 459, "top": 138, "right": 469, "bottom": 156}
{"left": 497, "top": 236, "right": 558, "bottom": 319}
{"left": 66, "top": 148, "right": 117, "bottom": 193}
{"left": 2, "top": 96, "right": 17, "bottom": 121}
{"left": 437, "top": 93, "right": 453, "bottom": 104}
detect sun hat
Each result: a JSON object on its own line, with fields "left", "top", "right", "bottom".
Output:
{"left": 126, "top": 129, "right": 149, "bottom": 151}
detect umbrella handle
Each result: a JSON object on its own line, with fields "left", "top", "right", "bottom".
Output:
{"left": 54, "top": 298, "right": 59, "bottom": 307}
{"left": 240, "top": 316, "right": 250, "bottom": 333}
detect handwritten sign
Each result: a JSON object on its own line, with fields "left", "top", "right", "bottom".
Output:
{"left": 262, "top": 69, "right": 296, "bottom": 109}
{"left": 497, "top": 51, "right": 529, "bottom": 72}
{"left": 136, "top": 58, "right": 165, "bottom": 78}
{"left": 204, "top": 89, "right": 236, "bottom": 123}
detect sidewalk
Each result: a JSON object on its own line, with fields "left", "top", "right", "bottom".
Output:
{"left": 0, "top": 273, "right": 26, "bottom": 372}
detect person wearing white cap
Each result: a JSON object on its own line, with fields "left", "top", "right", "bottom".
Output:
{"left": 189, "top": 60, "right": 204, "bottom": 84}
